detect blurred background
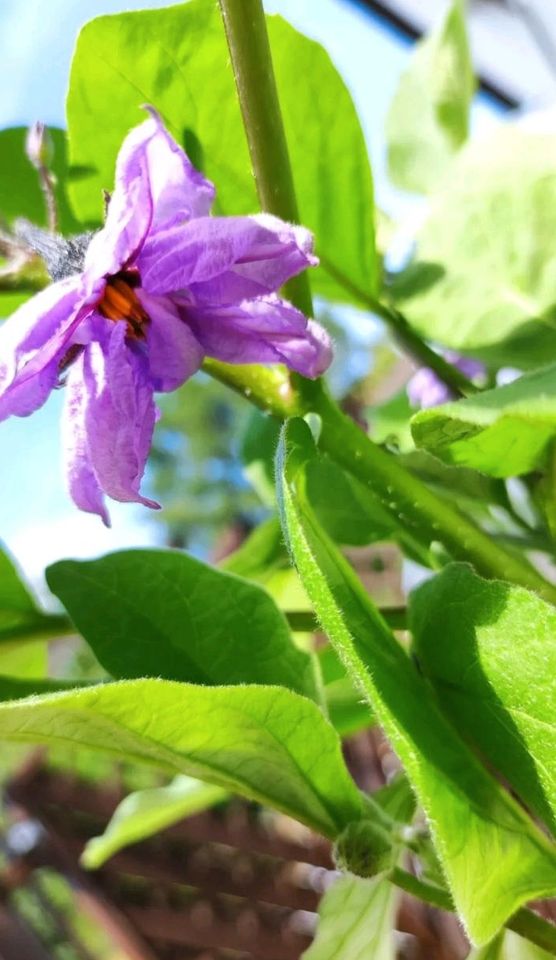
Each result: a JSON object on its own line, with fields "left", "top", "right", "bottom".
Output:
{"left": 1, "top": 2, "right": 556, "bottom": 958}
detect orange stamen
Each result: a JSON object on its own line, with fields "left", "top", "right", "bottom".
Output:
{"left": 98, "top": 276, "right": 149, "bottom": 338}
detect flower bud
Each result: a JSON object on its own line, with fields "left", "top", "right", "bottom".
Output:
{"left": 334, "top": 819, "right": 396, "bottom": 878}
{"left": 25, "top": 122, "right": 53, "bottom": 170}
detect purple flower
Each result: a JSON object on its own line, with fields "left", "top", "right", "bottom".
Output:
{"left": 0, "top": 109, "right": 331, "bottom": 524}
{"left": 407, "top": 353, "right": 484, "bottom": 409}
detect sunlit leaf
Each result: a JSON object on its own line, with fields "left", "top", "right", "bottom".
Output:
{"left": 302, "top": 874, "right": 397, "bottom": 960}
{"left": 411, "top": 365, "right": 556, "bottom": 477}
{"left": 66, "top": 1, "right": 378, "bottom": 304}
{"left": 411, "top": 564, "right": 556, "bottom": 834}
{"left": 83, "top": 775, "right": 227, "bottom": 869}
{"left": 276, "top": 418, "right": 556, "bottom": 945}
{"left": 0, "top": 680, "right": 363, "bottom": 838}
{"left": 386, "top": 0, "right": 474, "bottom": 194}
{"left": 393, "top": 128, "right": 556, "bottom": 368}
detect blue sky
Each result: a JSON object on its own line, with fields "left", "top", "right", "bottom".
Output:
{"left": 0, "top": 0, "right": 500, "bottom": 589}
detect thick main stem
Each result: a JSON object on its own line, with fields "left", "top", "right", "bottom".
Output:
{"left": 218, "top": 0, "right": 313, "bottom": 318}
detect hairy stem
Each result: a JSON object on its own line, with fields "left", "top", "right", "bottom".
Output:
{"left": 390, "top": 868, "right": 556, "bottom": 954}
{"left": 315, "top": 389, "right": 556, "bottom": 603}
{"left": 319, "top": 254, "right": 478, "bottom": 398}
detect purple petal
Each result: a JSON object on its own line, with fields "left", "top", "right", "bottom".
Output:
{"left": 62, "top": 352, "right": 110, "bottom": 525}
{"left": 138, "top": 291, "right": 204, "bottom": 392}
{"left": 407, "top": 353, "right": 485, "bottom": 409}
{"left": 82, "top": 324, "right": 159, "bottom": 508}
{"left": 83, "top": 109, "right": 214, "bottom": 292}
{"left": 0, "top": 276, "right": 87, "bottom": 420}
{"left": 185, "top": 295, "right": 332, "bottom": 378}
{"left": 140, "top": 107, "right": 215, "bottom": 227}
{"left": 138, "top": 213, "right": 317, "bottom": 302}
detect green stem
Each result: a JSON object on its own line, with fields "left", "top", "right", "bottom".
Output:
{"left": 202, "top": 358, "right": 302, "bottom": 419}
{"left": 316, "top": 390, "right": 556, "bottom": 604}
{"left": 319, "top": 255, "right": 478, "bottom": 398}
{"left": 390, "top": 868, "right": 556, "bottom": 954}
{"left": 218, "top": 0, "right": 313, "bottom": 318}
{"left": 286, "top": 607, "right": 407, "bottom": 633}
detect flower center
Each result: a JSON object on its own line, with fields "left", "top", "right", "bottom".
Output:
{"left": 98, "top": 272, "right": 149, "bottom": 339}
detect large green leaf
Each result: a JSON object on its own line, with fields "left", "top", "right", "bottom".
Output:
{"left": 393, "top": 128, "right": 556, "bottom": 368}
{"left": 0, "top": 127, "right": 80, "bottom": 234}
{"left": 302, "top": 875, "right": 397, "bottom": 960}
{"left": 46, "top": 549, "right": 316, "bottom": 698}
{"left": 66, "top": 1, "right": 378, "bottom": 303}
{"left": 411, "top": 365, "right": 556, "bottom": 477}
{"left": 276, "top": 418, "right": 556, "bottom": 945}
{"left": 386, "top": 0, "right": 474, "bottom": 194}
{"left": 0, "top": 543, "right": 69, "bottom": 646}
{"left": 0, "top": 680, "right": 362, "bottom": 838}
{"left": 83, "top": 775, "right": 227, "bottom": 869}
{"left": 411, "top": 564, "right": 556, "bottom": 834}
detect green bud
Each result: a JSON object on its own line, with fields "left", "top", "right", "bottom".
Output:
{"left": 25, "top": 122, "right": 54, "bottom": 170}
{"left": 334, "top": 819, "right": 396, "bottom": 878}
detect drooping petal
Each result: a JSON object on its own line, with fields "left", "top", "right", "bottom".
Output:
{"left": 0, "top": 276, "right": 88, "bottom": 421}
{"left": 184, "top": 295, "right": 333, "bottom": 378}
{"left": 138, "top": 291, "right": 204, "bottom": 392}
{"left": 82, "top": 108, "right": 215, "bottom": 292}
{"left": 138, "top": 213, "right": 317, "bottom": 302}
{"left": 62, "top": 351, "right": 110, "bottom": 525}
{"left": 82, "top": 323, "right": 159, "bottom": 508}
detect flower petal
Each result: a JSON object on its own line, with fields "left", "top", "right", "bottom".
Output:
{"left": 62, "top": 352, "right": 110, "bottom": 525}
{"left": 83, "top": 109, "right": 214, "bottom": 291}
{"left": 138, "top": 291, "right": 204, "bottom": 392}
{"left": 83, "top": 324, "right": 159, "bottom": 508}
{"left": 138, "top": 213, "right": 317, "bottom": 302}
{"left": 141, "top": 107, "right": 215, "bottom": 227}
{"left": 185, "top": 295, "right": 333, "bottom": 378}
{"left": 0, "top": 276, "right": 87, "bottom": 420}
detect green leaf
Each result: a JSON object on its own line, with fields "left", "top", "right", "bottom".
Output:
{"left": 0, "top": 680, "right": 363, "bottom": 838}
{"left": 276, "top": 418, "right": 556, "bottom": 945}
{"left": 46, "top": 549, "right": 316, "bottom": 698}
{"left": 0, "top": 292, "right": 31, "bottom": 319}
{"left": 302, "top": 875, "right": 397, "bottom": 960}
{"left": 410, "top": 564, "right": 556, "bottom": 835}
{"left": 393, "top": 128, "right": 556, "bottom": 368}
{"left": 319, "top": 645, "right": 374, "bottom": 737}
{"left": 386, "top": 0, "right": 474, "bottom": 194}
{"left": 240, "top": 410, "right": 280, "bottom": 506}
{"left": 470, "top": 930, "right": 554, "bottom": 960}
{"left": 66, "top": 1, "right": 377, "bottom": 303}
{"left": 0, "top": 127, "right": 80, "bottom": 233}
{"left": 411, "top": 365, "right": 556, "bottom": 477}
{"left": 306, "top": 458, "right": 395, "bottom": 546}
{"left": 82, "top": 775, "right": 227, "bottom": 869}
{"left": 0, "top": 675, "right": 89, "bottom": 699}
{"left": 0, "top": 543, "right": 70, "bottom": 646}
